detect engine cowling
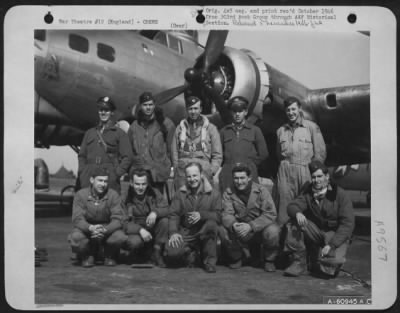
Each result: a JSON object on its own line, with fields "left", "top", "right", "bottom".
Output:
{"left": 34, "top": 158, "right": 49, "bottom": 190}
{"left": 35, "top": 124, "right": 84, "bottom": 147}
{"left": 197, "top": 47, "right": 271, "bottom": 121}
{"left": 35, "top": 91, "right": 74, "bottom": 125}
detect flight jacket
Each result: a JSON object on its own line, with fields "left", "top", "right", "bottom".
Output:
{"left": 123, "top": 186, "right": 169, "bottom": 234}
{"left": 168, "top": 177, "right": 221, "bottom": 235}
{"left": 287, "top": 182, "right": 355, "bottom": 248}
{"left": 221, "top": 182, "right": 277, "bottom": 233}
{"left": 72, "top": 187, "right": 125, "bottom": 235}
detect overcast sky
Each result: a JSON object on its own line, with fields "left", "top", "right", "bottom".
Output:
{"left": 35, "top": 30, "right": 369, "bottom": 174}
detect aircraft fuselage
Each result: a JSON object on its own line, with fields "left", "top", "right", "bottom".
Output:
{"left": 35, "top": 30, "right": 202, "bottom": 130}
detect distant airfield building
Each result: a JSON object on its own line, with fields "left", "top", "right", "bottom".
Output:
{"left": 51, "top": 164, "right": 76, "bottom": 179}
{"left": 35, "top": 159, "right": 76, "bottom": 191}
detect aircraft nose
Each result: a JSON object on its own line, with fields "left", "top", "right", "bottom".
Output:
{"left": 34, "top": 40, "right": 46, "bottom": 60}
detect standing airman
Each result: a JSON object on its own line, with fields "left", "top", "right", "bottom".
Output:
{"left": 276, "top": 97, "right": 326, "bottom": 225}
{"left": 219, "top": 96, "right": 268, "bottom": 192}
{"left": 128, "top": 92, "right": 175, "bottom": 195}
{"left": 171, "top": 96, "right": 222, "bottom": 189}
{"left": 77, "top": 96, "right": 132, "bottom": 193}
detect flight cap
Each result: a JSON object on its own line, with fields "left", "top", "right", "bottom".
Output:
{"left": 139, "top": 91, "right": 154, "bottom": 104}
{"left": 185, "top": 96, "right": 201, "bottom": 107}
{"left": 308, "top": 160, "right": 329, "bottom": 175}
{"left": 228, "top": 96, "right": 249, "bottom": 111}
{"left": 97, "top": 96, "right": 116, "bottom": 111}
{"left": 90, "top": 166, "right": 109, "bottom": 178}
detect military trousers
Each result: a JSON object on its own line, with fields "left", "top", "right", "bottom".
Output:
{"left": 125, "top": 217, "right": 169, "bottom": 251}
{"left": 284, "top": 220, "right": 350, "bottom": 276}
{"left": 276, "top": 161, "right": 311, "bottom": 225}
{"left": 165, "top": 219, "right": 218, "bottom": 267}
{"left": 219, "top": 223, "right": 280, "bottom": 264}
{"left": 68, "top": 228, "right": 126, "bottom": 259}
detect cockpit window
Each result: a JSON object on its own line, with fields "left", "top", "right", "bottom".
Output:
{"left": 34, "top": 30, "right": 46, "bottom": 41}
{"left": 69, "top": 34, "right": 89, "bottom": 53}
{"left": 139, "top": 30, "right": 159, "bottom": 40}
{"left": 168, "top": 34, "right": 182, "bottom": 54}
{"left": 97, "top": 43, "right": 115, "bottom": 62}
{"left": 153, "top": 32, "right": 168, "bottom": 47}
{"left": 139, "top": 30, "right": 183, "bottom": 53}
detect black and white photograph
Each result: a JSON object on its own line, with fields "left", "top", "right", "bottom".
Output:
{"left": 4, "top": 5, "right": 397, "bottom": 310}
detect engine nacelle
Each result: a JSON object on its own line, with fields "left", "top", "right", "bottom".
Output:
{"left": 35, "top": 124, "right": 84, "bottom": 147}
{"left": 203, "top": 47, "right": 271, "bottom": 120}
{"left": 34, "top": 158, "right": 49, "bottom": 190}
{"left": 35, "top": 91, "right": 73, "bottom": 125}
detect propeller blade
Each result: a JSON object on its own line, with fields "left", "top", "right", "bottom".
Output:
{"left": 202, "top": 83, "right": 231, "bottom": 125}
{"left": 203, "top": 30, "right": 228, "bottom": 72}
{"left": 154, "top": 85, "right": 187, "bottom": 106}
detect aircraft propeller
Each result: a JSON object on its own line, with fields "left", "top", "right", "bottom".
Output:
{"left": 202, "top": 30, "right": 229, "bottom": 73}
{"left": 153, "top": 85, "right": 188, "bottom": 106}
{"left": 154, "top": 30, "right": 231, "bottom": 123}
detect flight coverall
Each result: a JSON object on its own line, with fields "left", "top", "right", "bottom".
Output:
{"left": 165, "top": 177, "right": 221, "bottom": 267}
{"left": 276, "top": 116, "right": 326, "bottom": 225}
{"left": 285, "top": 182, "right": 354, "bottom": 276}
{"left": 123, "top": 187, "right": 169, "bottom": 256}
{"left": 171, "top": 115, "right": 222, "bottom": 189}
{"left": 78, "top": 121, "right": 132, "bottom": 193}
{"left": 68, "top": 187, "right": 127, "bottom": 260}
{"left": 128, "top": 117, "right": 175, "bottom": 187}
{"left": 220, "top": 182, "right": 280, "bottom": 265}
{"left": 219, "top": 122, "right": 268, "bottom": 192}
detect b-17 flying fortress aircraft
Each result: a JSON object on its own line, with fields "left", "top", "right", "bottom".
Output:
{"left": 34, "top": 29, "right": 370, "bottom": 176}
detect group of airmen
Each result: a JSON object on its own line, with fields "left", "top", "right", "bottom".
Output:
{"left": 68, "top": 92, "right": 354, "bottom": 278}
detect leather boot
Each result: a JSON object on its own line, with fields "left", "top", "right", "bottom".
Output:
{"left": 153, "top": 245, "right": 166, "bottom": 268}
{"left": 284, "top": 252, "right": 307, "bottom": 277}
{"left": 82, "top": 255, "right": 95, "bottom": 268}
{"left": 264, "top": 261, "right": 276, "bottom": 272}
{"left": 104, "top": 258, "right": 116, "bottom": 266}
{"left": 284, "top": 261, "right": 307, "bottom": 276}
{"left": 104, "top": 244, "right": 118, "bottom": 267}
{"left": 184, "top": 247, "right": 199, "bottom": 268}
{"left": 81, "top": 243, "right": 96, "bottom": 268}
{"left": 229, "top": 259, "right": 242, "bottom": 269}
